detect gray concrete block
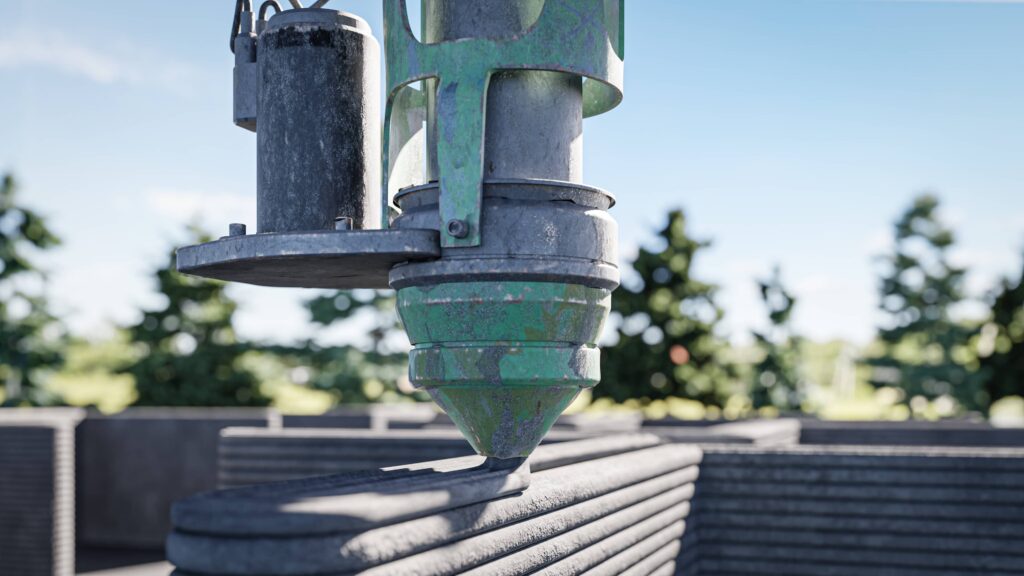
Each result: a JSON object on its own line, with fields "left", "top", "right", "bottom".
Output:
{"left": 0, "top": 408, "right": 84, "bottom": 576}
{"left": 76, "top": 408, "right": 279, "bottom": 549}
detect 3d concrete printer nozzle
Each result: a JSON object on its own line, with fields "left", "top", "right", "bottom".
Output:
{"left": 179, "top": 0, "right": 626, "bottom": 460}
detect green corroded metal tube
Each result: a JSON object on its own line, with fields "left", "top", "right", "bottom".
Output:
{"left": 384, "top": 0, "right": 625, "bottom": 460}
{"left": 398, "top": 282, "right": 611, "bottom": 458}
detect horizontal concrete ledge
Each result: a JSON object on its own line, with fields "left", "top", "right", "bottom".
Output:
{"left": 538, "top": 515, "right": 686, "bottom": 576}
{"left": 173, "top": 454, "right": 531, "bottom": 536}
{"left": 617, "top": 539, "right": 682, "bottom": 576}
{"left": 646, "top": 419, "right": 800, "bottom": 447}
{"left": 696, "top": 480, "right": 1024, "bottom": 504}
{"left": 696, "top": 511, "right": 1024, "bottom": 539}
{"left": 696, "top": 542, "right": 1024, "bottom": 572}
{"left": 701, "top": 444, "right": 1024, "bottom": 470}
{"left": 697, "top": 526, "right": 1024, "bottom": 556}
{"left": 691, "top": 557, "right": 1024, "bottom": 576}
{"left": 698, "top": 464, "right": 1024, "bottom": 487}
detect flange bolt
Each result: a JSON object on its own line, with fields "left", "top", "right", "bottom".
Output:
{"left": 446, "top": 219, "right": 469, "bottom": 239}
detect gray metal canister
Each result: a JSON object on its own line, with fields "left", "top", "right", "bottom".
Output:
{"left": 257, "top": 9, "right": 381, "bottom": 233}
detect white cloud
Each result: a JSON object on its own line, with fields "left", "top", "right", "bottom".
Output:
{"left": 0, "top": 29, "right": 200, "bottom": 95}
{"left": 0, "top": 31, "right": 121, "bottom": 83}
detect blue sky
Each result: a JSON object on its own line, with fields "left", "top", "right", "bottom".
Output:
{"left": 1, "top": 0, "right": 1022, "bottom": 346}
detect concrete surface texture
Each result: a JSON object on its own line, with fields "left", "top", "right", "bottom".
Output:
{"left": 0, "top": 408, "right": 84, "bottom": 576}
{"left": 798, "top": 418, "right": 1024, "bottom": 446}
{"left": 168, "top": 434, "right": 698, "bottom": 575}
{"left": 216, "top": 426, "right": 599, "bottom": 488}
{"left": 645, "top": 418, "right": 801, "bottom": 446}
{"left": 75, "top": 408, "right": 279, "bottom": 549}
{"left": 683, "top": 444, "right": 1024, "bottom": 575}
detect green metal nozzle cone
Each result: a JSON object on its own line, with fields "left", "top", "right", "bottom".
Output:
{"left": 398, "top": 281, "right": 610, "bottom": 459}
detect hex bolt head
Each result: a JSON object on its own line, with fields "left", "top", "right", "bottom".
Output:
{"left": 334, "top": 216, "right": 354, "bottom": 231}
{"left": 446, "top": 219, "right": 469, "bottom": 239}
{"left": 228, "top": 223, "right": 247, "bottom": 237}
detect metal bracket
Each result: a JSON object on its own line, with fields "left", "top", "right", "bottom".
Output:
{"left": 382, "top": 0, "right": 625, "bottom": 248}
{"left": 176, "top": 229, "right": 440, "bottom": 290}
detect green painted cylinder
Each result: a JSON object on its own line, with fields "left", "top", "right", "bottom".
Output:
{"left": 398, "top": 281, "right": 611, "bottom": 458}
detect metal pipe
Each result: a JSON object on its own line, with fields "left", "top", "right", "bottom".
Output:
{"left": 422, "top": 0, "right": 583, "bottom": 183}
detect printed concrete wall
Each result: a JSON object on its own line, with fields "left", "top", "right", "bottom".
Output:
{"left": 216, "top": 427, "right": 597, "bottom": 488}
{"left": 0, "top": 408, "right": 83, "bottom": 576}
{"left": 169, "top": 435, "right": 699, "bottom": 575}
{"left": 799, "top": 419, "right": 1024, "bottom": 447}
{"left": 647, "top": 419, "right": 801, "bottom": 446}
{"left": 76, "top": 408, "right": 279, "bottom": 549}
{"left": 683, "top": 444, "right": 1024, "bottom": 575}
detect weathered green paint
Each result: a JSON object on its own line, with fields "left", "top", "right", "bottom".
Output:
{"left": 382, "top": 0, "right": 625, "bottom": 247}
{"left": 408, "top": 345, "right": 601, "bottom": 388}
{"left": 398, "top": 281, "right": 610, "bottom": 345}
{"left": 398, "top": 281, "right": 610, "bottom": 457}
{"left": 428, "top": 385, "right": 582, "bottom": 458}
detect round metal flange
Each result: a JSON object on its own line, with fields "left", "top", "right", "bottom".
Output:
{"left": 176, "top": 229, "right": 440, "bottom": 289}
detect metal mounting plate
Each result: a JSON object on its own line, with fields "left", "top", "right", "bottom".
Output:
{"left": 176, "top": 229, "right": 440, "bottom": 289}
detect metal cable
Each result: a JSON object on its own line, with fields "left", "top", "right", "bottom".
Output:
{"left": 258, "top": 0, "right": 283, "bottom": 21}
{"left": 229, "top": 0, "right": 253, "bottom": 53}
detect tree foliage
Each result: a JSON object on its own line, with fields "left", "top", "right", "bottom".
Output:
{"left": 0, "top": 174, "right": 65, "bottom": 406}
{"left": 750, "top": 266, "right": 803, "bottom": 411}
{"left": 599, "top": 209, "right": 736, "bottom": 406}
{"left": 867, "top": 194, "right": 984, "bottom": 412}
{"left": 274, "top": 289, "right": 413, "bottom": 404}
{"left": 979, "top": 252, "right": 1024, "bottom": 405}
{"left": 121, "top": 229, "right": 269, "bottom": 406}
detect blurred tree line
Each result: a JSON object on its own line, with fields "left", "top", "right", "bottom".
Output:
{"left": 2, "top": 170, "right": 1023, "bottom": 419}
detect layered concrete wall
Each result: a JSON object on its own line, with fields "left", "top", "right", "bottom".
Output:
{"left": 799, "top": 419, "right": 1024, "bottom": 447}
{"left": 218, "top": 427, "right": 602, "bottom": 488}
{"left": 76, "top": 408, "right": 279, "bottom": 549}
{"left": 0, "top": 408, "right": 83, "bottom": 576}
{"left": 169, "top": 435, "right": 700, "bottom": 575}
{"left": 646, "top": 419, "right": 801, "bottom": 446}
{"left": 684, "top": 444, "right": 1024, "bottom": 575}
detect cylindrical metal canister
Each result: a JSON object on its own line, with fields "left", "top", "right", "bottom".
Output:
{"left": 257, "top": 9, "right": 381, "bottom": 233}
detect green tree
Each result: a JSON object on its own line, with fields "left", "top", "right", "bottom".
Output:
{"left": 0, "top": 174, "right": 65, "bottom": 406}
{"left": 867, "top": 194, "right": 984, "bottom": 412}
{"left": 274, "top": 289, "right": 413, "bottom": 404}
{"left": 978, "top": 251, "right": 1024, "bottom": 406}
{"left": 599, "top": 209, "right": 736, "bottom": 406}
{"left": 121, "top": 229, "right": 269, "bottom": 406}
{"left": 750, "top": 266, "right": 803, "bottom": 411}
